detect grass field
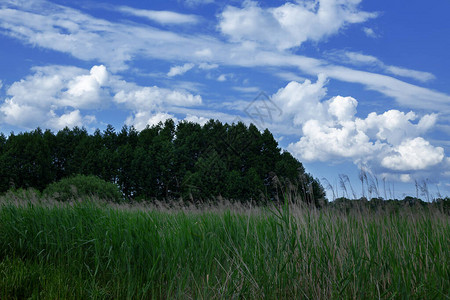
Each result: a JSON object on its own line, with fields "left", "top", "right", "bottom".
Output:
{"left": 0, "top": 192, "right": 449, "bottom": 299}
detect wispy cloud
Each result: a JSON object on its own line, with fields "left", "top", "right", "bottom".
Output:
{"left": 385, "top": 66, "right": 435, "bottom": 83}
{"left": 0, "top": 1, "right": 448, "bottom": 114}
{"left": 117, "top": 6, "right": 199, "bottom": 25}
{"left": 182, "top": 0, "right": 214, "bottom": 8}
{"left": 167, "top": 63, "right": 195, "bottom": 77}
{"left": 232, "top": 86, "right": 260, "bottom": 93}
{"left": 327, "top": 50, "right": 436, "bottom": 82}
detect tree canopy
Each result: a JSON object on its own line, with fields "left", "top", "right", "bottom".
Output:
{"left": 0, "top": 120, "right": 326, "bottom": 205}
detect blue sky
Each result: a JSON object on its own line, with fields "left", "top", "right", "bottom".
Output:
{"left": 0, "top": 0, "right": 449, "bottom": 198}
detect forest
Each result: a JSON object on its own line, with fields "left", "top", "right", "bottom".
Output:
{"left": 0, "top": 119, "right": 325, "bottom": 205}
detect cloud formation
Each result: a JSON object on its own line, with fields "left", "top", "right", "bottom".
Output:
{"left": 0, "top": 0, "right": 448, "bottom": 113}
{"left": 117, "top": 6, "right": 199, "bottom": 25}
{"left": 328, "top": 50, "right": 436, "bottom": 82}
{"left": 363, "top": 27, "right": 377, "bottom": 38}
{"left": 125, "top": 112, "right": 177, "bottom": 131}
{"left": 219, "top": 0, "right": 377, "bottom": 50}
{"left": 268, "top": 77, "right": 446, "bottom": 175}
{"left": 0, "top": 65, "right": 102, "bottom": 129}
{"left": 167, "top": 63, "right": 195, "bottom": 77}
{"left": 381, "top": 138, "right": 444, "bottom": 171}
{"left": 0, "top": 65, "right": 201, "bottom": 131}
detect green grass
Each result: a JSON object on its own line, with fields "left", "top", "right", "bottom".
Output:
{"left": 0, "top": 195, "right": 449, "bottom": 299}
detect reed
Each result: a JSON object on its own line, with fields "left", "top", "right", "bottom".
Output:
{"left": 0, "top": 195, "right": 448, "bottom": 299}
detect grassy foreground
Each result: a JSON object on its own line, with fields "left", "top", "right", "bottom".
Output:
{"left": 0, "top": 195, "right": 449, "bottom": 299}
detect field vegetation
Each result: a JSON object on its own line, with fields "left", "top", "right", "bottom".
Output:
{"left": 0, "top": 190, "right": 448, "bottom": 299}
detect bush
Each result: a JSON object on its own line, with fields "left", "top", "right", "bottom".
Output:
{"left": 43, "top": 175, "right": 123, "bottom": 202}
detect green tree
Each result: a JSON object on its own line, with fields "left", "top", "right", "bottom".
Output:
{"left": 1, "top": 129, "right": 54, "bottom": 191}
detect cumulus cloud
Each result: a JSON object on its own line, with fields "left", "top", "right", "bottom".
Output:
{"left": 291, "top": 118, "right": 379, "bottom": 162}
{"left": 271, "top": 74, "right": 328, "bottom": 125}
{"left": 113, "top": 85, "right": 202, "bottom": 110}
{"left": 167, "top": 63, "right": 195, "bottom": 77}
{"left": 117, "top": 6, "right": 199, "bottom": 25}
{"left": 355, "top": 110, "right": 437, "bottom": 145}
{"left": 112, "top": 77, "right": 202, "bottom": 130}
{"left": 218, "top": 0, "right": 377, "bottom": 50}
{"left": 381, "top": 138, "right": 444, "bottom": 171}
{"left": 0, "top": 64, "right": 202, "bottom": 131}
{"left": 274, "top": 77, "right": 446, "bottom": 175}
{"left": 126, "top": 112, "right": 177, "bottom": 131}
{"left": 0, "top": 65, "right": 108, "bottom": 129}
{"left": 47, "top": 110, "right": 96, "bottom": 130}
{"left": 62, "top": 65, "right": 110, "bottom": 109}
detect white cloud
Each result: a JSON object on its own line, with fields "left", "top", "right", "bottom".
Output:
{"left": 275, "top": 72, "right": 307, "bottom": 82}
{"left": 219, "top": 0, "right": 377, "bottom": 50}
{"left": 342, "top": 51, "right": 379, "bottom": 65}
{"left": 0, "top": 2, "right": 212, "bottom": 71}
{"left": 198, "top": 62, "right": 218, "bottom": 70}
{"left": 217, "top": 74, "right": 228, "bottom": 82}
{"left": 400, "top": 174, "right": 411, "bottom": 183}
{"left": 113, "top": 85, "right": 202, "bottom": 110}
{"left": 356, "top": 110, "right": 437, "bottom": 145}
{"left": 363, "top": 27, "right": 377, "bottom": 38}
{"left": 381, "top": 138, "right": 444, "bottom": 171}
{"left": 47, "top": 110, "right": 95, "bottom": 129}
{"left": 327, "top": 96, "right": 358, "bottom": 122}
{"left": 167, "top": 63, "right": 195, "bottom": 77}
{"left": 232, "top": 86, "right": 260, "bottom": 93}
{"left": 0, "top": 65, "right": 107, "bottom": 129}
{"left": 195, "top": 48, "right": 214, "bottom": 59}
{"left": 0, "top": 99, "right": 46, "bottom": 128}
{"left": 62, "top": 65, "right": 110, "bottom": 109}
{"left": 329, "top": 50, "right": 436, "bottom": 83}
{"left": 0, "top": 64, "right": 202, "bottom": 131}
{"left": 125, "top": 112, "right": 177, "bottom": 131}
{"left": 117, "top": 6, "right": 199, "bottom": 25}
{"left": 273, "top": 77, "right": 446, "bottom": 174}
{"left": 183, "top": 0, "right": 214, "bottom": 7}
{"left": 290, "top": 118, "right": 379, "bottom": 162}
{"left": 385, "top": 66, "right": 435, "bottom": 82}
{"left": 0, "top": 80, "right": 3, "bottom": 90}
{"left": 271, "top": 74, "right": 328, "bottom": 125}
{"left": 217, "top": 73, "right": 235, "bottom": 82}
{"left": 0, "top": 1, "right": 448, "bottom": 112}
{"left": 184, "top": 114, "right": 209, "bottom": 125}
{"left": 112, "top": 78, "right": 202, "bottom": 131}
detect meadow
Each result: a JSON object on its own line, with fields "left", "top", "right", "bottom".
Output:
{"left": 0, "top": 191, "right": 449, "bottom": 299}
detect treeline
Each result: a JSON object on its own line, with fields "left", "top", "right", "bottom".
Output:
{"left": 329, "top": 196, "right": 450, "bottom": 214}
{"left": 0, "top": 119, "right": 325, "bottom": 205}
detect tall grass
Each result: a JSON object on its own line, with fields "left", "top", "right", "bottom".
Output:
{"left": 0, "top": 194, "right": 448, "bottom": 299}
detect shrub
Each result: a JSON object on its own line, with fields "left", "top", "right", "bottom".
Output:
{"left": 43, "top": 175, "right": 123, "bottom": 202}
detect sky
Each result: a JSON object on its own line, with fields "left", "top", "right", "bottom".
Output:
{"left": 0, "top": 0, "right": 449, "bottom": 199}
